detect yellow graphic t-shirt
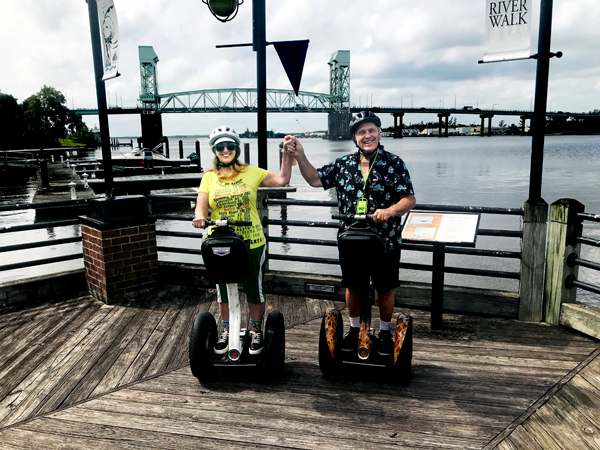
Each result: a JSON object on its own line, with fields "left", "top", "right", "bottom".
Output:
{"left": 198, "top": 166, "right": 269, "bottom": 249}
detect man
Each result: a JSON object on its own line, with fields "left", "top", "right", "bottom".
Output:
{"left": 284, "top": 111, "right": 416, "bottom": 356}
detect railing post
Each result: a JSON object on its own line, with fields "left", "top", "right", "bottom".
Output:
{"left": 519, "top": 198, "right": 548, "bottom": 322}
{"left": 543, "top": 198, "right": 584, "bottom": 325}
{"left": 179, "top": 140, "right": 184, "bottom": 159}
{"left": 244, "top": 143, "right": 250, "bottom": 165}
{"left": 257, "top": 190, "right": 269, "bottom": 271}
{"left": 195, "top": 140, "right": 201, "bottom": 171}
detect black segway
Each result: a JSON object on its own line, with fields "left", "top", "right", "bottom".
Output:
{"left": 189, "top": 219, "right": 285, "bottom": 381}
{"left": 318, "top": 214, "right": 413, "bottom": 383}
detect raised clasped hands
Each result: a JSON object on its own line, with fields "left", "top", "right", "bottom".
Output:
{"left": 283, "top": 135, "right": 304, "bottom": 159}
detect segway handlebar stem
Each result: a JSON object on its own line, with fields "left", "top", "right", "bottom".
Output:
{"left": 332, "top": 214, "right": 373, "bottom": 222}
{"left": 205, "top": 219, "right": 253, "bottom": 227}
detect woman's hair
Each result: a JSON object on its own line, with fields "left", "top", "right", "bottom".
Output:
{"left": 209, "top": 145, "right": 248, "bottom": 179}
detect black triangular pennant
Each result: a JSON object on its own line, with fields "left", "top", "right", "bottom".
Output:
{"left": 273, "top": 40, "right": 309, "bottom": 96}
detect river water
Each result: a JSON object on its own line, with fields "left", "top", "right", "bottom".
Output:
{"left": 1, "top": 135, "right": 599, "bottom": 307}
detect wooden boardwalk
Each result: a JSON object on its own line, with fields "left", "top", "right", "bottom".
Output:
{"left": 0, "top": 285, "right": 599, "bottom": 449}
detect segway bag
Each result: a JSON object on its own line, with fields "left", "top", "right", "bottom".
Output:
{"left": 337, "top": 221, "right": 386, "bottom": 277}
{"left": 201, "top": 226, "right": 250, "bottom": 284}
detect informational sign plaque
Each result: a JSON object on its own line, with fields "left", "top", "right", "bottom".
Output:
{"left": 401, "top": 212, "right": 480, "bottom": 247}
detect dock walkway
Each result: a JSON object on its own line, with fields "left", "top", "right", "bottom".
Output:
{"left": 0, "top": 286, "right": 599, "bottom": 449}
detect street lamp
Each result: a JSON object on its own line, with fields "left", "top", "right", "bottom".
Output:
{"left": 202, "top": 0, "right": 268, "bottom": 169}
{"left": 493, "top": 103, "right": 500, "bottom": 110}
{"left": 202, "top": 0, "right": 243, "bottom": 22}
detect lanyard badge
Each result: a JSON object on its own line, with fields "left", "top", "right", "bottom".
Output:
{"left": 356, "top": 198, "right": 368, "bottom": 214}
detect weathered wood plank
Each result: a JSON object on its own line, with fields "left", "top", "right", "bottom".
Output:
{"left": 119, "top": 293, "right": 188, "bottom": 383}
{"left": 519, "top": 198, "right": 548, "bottom": 322}
{"left": 116, "top": 294, "right": 182, "bottom": 387}
{"left": 88, "top": 295, "right": 164, "bottom": 396}
{"left": 581, "top": 356, "right": 600, "bottom": 391}
{"left": 0, "top": 299, "right": 102, "bottom": 403}
{"left": 28, "top": 304, "right": 136, "bottom": 416}
{"left": 165, "top": 289, "right": 215, "bottom": 372}
{"left": 144, "top": 289, "right": 200, "bottom": 377}
{"left": 0, "top": 303, "right": 105, "bottom": 427}
{"left": 560, "top": 302, "right": 600, "bottom": 340}
{"left": 0, "top": 427, "right": 153, "bottom": 450}
{"left": 15, "top": 417, "right": 287, "bottom": 450}
{"left": 496, "top": 425, "right": 544, "bottom": 450}
{"left": 50, "top": 403, "right": 485, "bottom": 450}
{"left": 113, "top": 385, "right": 516, "bottom": 429}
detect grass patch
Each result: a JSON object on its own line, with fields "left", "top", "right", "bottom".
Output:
{"left": 59, "top": 138, "right": 84, "bottom": 147}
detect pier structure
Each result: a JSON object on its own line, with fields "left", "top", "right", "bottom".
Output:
{"left": 2, "top": 192, "right": 600, "bottom": 448}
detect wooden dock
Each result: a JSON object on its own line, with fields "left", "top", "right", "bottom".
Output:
{"left": 0, "top": 286, "right": 599, "bottom": 449}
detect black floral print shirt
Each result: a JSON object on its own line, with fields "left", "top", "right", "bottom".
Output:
{"left": 318, "top": 149, "right": 415, "bottom": 250}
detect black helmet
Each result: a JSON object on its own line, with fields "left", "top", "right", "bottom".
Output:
{"left": 349, "top": 111, "right": 381, "bottom": 135}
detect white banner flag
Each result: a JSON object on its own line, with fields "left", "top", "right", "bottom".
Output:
{"left": 97, "top": 0, "right": 119, "bottom": 80}
{"left": 483, "top": 0, "right": 532, "bottom": 62}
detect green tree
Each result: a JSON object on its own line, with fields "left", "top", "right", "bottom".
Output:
{"left": 21, "top": 85, "right": 71, "bottom": 148}
{"left": 0, "top": 91, "right": 24, "bottom": 149}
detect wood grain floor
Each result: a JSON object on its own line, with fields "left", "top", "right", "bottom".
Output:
{"left": 0, "top": 285, "right": 599, "bottom": 449}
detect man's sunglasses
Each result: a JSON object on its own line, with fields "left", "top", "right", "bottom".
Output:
{"left": 214, "top": 142, "right": 237, "bottom": 152}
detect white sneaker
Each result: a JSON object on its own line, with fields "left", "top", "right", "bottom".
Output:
{"left": 249, "top": 330, "right": 264, "bottom": 355}
{"left": 214, "top": 330, "right": 229, "bottom": 355}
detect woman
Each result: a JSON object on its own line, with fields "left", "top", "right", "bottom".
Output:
{"left": 192, "top": 126, "right": 292, "bottom": 356}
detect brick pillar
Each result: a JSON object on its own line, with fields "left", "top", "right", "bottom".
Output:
{"left": 80, "top": 196, "right": 158, "bottom": 304}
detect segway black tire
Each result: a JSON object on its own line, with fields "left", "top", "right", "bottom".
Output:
{"left": 189, "top": 311, "right": 217, "bottom": 381}
{"left": 263, "top": 310, "right": 285, "bottom": 379}
{"left": 318, "top": 308, "right": 343, "bottom": 377}
{"left": 391, "top": 313, "right": 413, "bottom": 384}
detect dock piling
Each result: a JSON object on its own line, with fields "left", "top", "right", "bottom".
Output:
{"left": 519, "top": 198, "right": 549, "bottom": 322}
{"left": 543, "top": 198, "right": 584, "bottom": 325}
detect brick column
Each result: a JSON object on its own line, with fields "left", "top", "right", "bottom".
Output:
{"left": 80, "top": 196, "right": 158, "bottom": 304}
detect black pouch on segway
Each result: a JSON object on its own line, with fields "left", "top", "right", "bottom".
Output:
{"left": 337, "top": 221, "right": 386, "bottom": 277}
{"left": 201, "top": 226, "right": 250, "bottom": 284}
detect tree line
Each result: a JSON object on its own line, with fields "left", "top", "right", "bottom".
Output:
{"left": 0, "top": 85, "right": 98, "bottom": 150}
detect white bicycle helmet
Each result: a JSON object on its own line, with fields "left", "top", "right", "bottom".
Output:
{"left": 209, "top": 126, "right": 241, "bottom": 148}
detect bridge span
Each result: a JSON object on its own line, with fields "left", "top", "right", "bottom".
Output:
{"left": 75, "top": 46, "right": 597, "bottom": 145}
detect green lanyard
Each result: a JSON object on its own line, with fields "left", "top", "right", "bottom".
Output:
{"left": 361, "top": 150, "right": 379, "bottom": 193}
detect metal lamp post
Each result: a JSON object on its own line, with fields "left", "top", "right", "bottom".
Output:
{"left": 203, "top": 0, "right": 268, "bottom": 170}
{"left": 86, "top": 0, "right": 114, "bottom": 194}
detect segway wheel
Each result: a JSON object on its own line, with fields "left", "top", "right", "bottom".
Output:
{"left": 263, "top": 310, "right": 285, "bottom": 379}
{"left": 189, "top": 311, "right": 217, "bottom": 381}
{"left": 391, "top": 313, "right": 413, "bottom": 384}
{"left": 318, "top": 308, "right": 343, "bottom": 377}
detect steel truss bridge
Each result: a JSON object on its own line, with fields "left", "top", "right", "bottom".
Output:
{"left": 73, "top": 89, "right": 597, "bottom": 119}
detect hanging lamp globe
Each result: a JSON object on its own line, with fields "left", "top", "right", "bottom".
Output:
{"left": 202, "top": 0, "right": 243, "bottom": 22}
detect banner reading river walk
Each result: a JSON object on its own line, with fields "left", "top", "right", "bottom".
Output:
{"left": 483, "top": 0, "right": 532, "bottom": 62}
{"left": 97, "top": 0, "right": 119, "bottom": 80}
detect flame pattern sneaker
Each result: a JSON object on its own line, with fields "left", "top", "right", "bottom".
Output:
{"left": 249, "top": 330, "right": 264, "bottom": 355}
{"left": 214, "top": 329, "right": 229, "bottom": 355}
{"left": 377, "top": 330, "right": 393, "bottom": 357}
{"left": 341, "top": 327, "right": 360, "bottom": 352}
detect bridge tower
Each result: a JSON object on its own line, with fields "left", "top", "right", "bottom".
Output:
{"left": 326, "top": 51, "right": 351, "bottom": 140}
{"left": 138, "top": 46, "right": 163, "bottom": 150}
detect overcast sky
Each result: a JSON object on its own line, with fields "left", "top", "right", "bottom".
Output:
{"left": 1, "top": 0, "right": 599, "bottom": 136}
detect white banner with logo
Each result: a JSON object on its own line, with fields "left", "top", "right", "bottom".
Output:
{"left": 483, "top": 0, "right": 532, "bottom": 62}
{"left": 97, "top": 0, "right": 119, "bottom": 80}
